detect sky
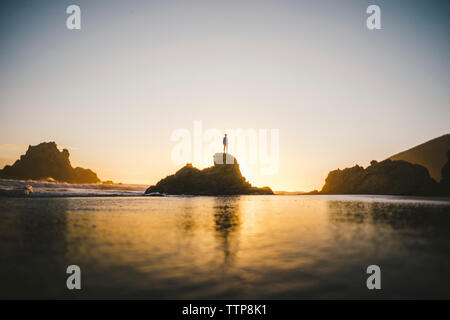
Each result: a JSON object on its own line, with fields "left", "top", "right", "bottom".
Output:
{"left": 0, "top": 0, "right": 449, "bottom": 191}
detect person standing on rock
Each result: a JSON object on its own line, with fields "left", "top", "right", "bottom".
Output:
{"left": 223, "top": 133, "right": 228, "bottom": 154}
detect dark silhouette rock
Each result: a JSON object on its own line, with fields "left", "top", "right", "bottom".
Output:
{"left": 440, "top": 150, "right": 450, "bottom": 195}
{"left": 321, "top": 159, "right": 439, "bottom": 196}
{"left": 389, "top": 134, "right": 450, "bottom": 181}
{"left": 72, "top": 167, "right": 100, "bottom": 184}
{"left": 0, "top": 142, "right": 100, "bottom": 183}
{"left": 145, "top": 153, "right": 273, "bottom": 195}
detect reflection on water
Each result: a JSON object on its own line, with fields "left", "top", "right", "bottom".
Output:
{"left": 213, "top": 198, "right": 241, "bottom": 267}
{"left": 0, "top": 195, "right": 449, "bottom": 299}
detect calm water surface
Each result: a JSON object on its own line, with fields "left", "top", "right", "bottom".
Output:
{"left": 1, "top": 195, "right": 449, "bottom": 299}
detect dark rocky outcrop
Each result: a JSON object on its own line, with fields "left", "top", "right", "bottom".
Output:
{"left": 440, "top": 150, "right": 450, "bottom": 195}
{"left": 145, "top": 153, "right": 273, "bottom": 195}
{"left": 389, "top": 134, "right": 450, "bottom": 181}
{"left": 0, "top": 142, "right": 100, "bottom": 183}
{"left": 320, "top": 159, "right": 439, "bottom": 196}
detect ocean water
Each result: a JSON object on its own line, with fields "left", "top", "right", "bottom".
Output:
{"left": 0, "top": 193, "right": 450, "bottom": 299}
{"left": 0, "top": 179, "right": 146, "bottom": 197}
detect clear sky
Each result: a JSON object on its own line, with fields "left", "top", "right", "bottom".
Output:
{"left": 0, "top": 0, "right": 449, "bottom": 191}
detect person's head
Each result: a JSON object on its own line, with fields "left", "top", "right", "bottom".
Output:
{"left": 225, "top": 133, "right": 227, "bottom": 136}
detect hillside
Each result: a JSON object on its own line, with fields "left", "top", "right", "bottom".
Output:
{"left": 389, "top": 134, "right": 450, "bottom": 182}
{"left": 319, "top": 134, "right": 450, "bottom": 196}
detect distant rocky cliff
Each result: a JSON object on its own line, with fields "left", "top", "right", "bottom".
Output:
{"left": 389, "top": 134, "right": 450, "bottom": 182}
{"left": 319, "top": 134, "right": 450, "bottom": 197}
{"left": 0, "top": 142, "right": 100, "bottom": 183}
{"left": 320, "top": 159, "right": 447, "bottom": 196}
{"left": 440, "top": 150, "right": 450, "bottom": 195}
{"left": 145, "top": 153, "right": 273, "bottom": 195}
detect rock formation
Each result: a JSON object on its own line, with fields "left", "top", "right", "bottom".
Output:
{"left": 389, "top": 134, "right": 450, "bottom": 182}
{"left": 320, "top": 159, "right": 439, "bottom": 196}
{"left": 145, "top": 153, "right": 273, "bottom": 195}
{"left": 440, "top": 150, "right": 450, "bottom": 195}
{"left": 0, "top": 142, "right": 100, "bottom": 183}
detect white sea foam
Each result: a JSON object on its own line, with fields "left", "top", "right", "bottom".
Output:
{"left": 0, "top": 179, "right": 146, "bottom": 197}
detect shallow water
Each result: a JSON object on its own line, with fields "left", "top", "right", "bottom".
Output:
{"left": 0, "top": 195, "right": 449, "bottom": 299}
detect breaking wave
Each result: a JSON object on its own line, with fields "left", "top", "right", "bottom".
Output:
{"left": 0, "top": 179, "right": 147, "bottom": 197}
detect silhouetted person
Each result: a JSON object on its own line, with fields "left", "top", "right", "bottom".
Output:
{"left": 223, "top": 133, "right": 228, "bottom": 153}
